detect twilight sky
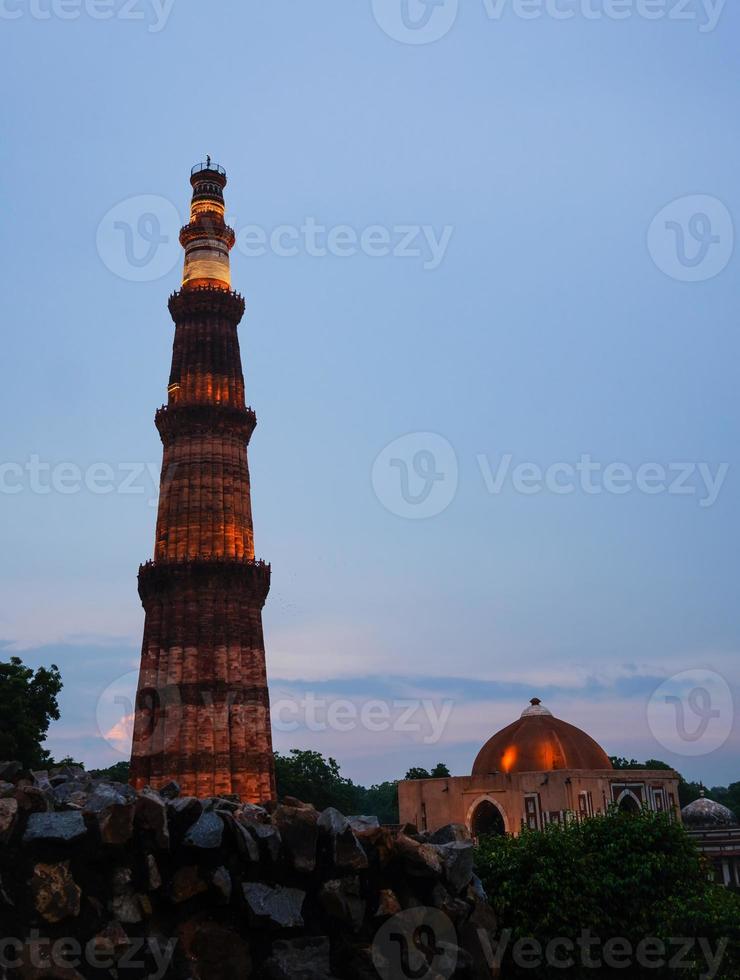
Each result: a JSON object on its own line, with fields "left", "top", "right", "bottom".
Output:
{"left": 1, "top": 0, "right": 739, "bottom": 788}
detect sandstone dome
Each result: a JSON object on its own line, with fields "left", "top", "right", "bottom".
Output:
{"left": 682, "top": 793, "right": 738, "bottom": 828}
{"left": 472, "top": 699, "right": 614, "bottom": 775}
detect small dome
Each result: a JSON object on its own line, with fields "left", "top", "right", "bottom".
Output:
{"left": 472, "top": 699, "right": 613, "bottom": 775}
{"left": 521, "top": 697, "right": 553, "bottom": 718}
{"left": 682, "top": 794, "right": 738, "bottom": 828}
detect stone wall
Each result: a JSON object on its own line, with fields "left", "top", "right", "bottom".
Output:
{"left": 0, "top": 764, "right": 499, "bottom": 979}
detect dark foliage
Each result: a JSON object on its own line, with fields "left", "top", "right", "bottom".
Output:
{"left": 0, "top": 656, "right": 62, "bottom": 769}
{"left": 475, "top": 809, "right": 740, "bottom": 979}
{"left": 274, "top": 749, "right": 399, "bottom": 823}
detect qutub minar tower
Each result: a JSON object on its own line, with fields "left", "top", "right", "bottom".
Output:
{"left": 130, "top": 161, "right": 276, "bottom": 802}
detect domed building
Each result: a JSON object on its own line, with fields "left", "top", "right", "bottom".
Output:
{"left": 682, "top": 792, "right": 740, "bottom": 888}
{"left": 398, "top": 699, "right": 680, "bottom": 837}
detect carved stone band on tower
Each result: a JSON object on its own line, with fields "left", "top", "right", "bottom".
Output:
{"left": 130, "top": 163, "right": 276, "bottom": 802}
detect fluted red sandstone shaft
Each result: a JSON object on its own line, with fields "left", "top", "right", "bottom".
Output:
{"left": 130, "top": 163, "right": 276, "bottom": 802}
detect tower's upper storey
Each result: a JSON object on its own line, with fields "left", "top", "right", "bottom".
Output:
{"left": 180, "top": 161, "right": 236, "bottom": 291}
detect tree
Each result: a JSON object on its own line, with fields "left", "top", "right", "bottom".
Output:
{"left": 475, "top": 809, "right": 740, "bottom": 979}
{"left": 360, "top": 781, "right": 399, "bottom": 825}
{"left": 609, "top": 756, "right": 641, "bottom": 769}
{"left": 0, "top": 657, "right": 62, "bottom": 769}
{"left": 90, "top": 761, "right": 130, "bottom": 784}
{"left": 274, "top": 750, "right": 361, "bottom": 814}
{"left": 404, "top": 763, "right": 451, "bottom": 780}
{"left": 274, "top": 750, "right": 401, "bottom": 823}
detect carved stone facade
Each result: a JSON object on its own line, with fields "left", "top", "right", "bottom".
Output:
{"left": 130, "top": 164, "right": 276, "bottom": 802}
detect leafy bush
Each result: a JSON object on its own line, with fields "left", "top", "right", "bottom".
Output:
{"left": 475, "top": 809, "right": 740, "bottom": 979}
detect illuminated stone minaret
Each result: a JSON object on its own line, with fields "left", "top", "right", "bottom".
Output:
{"left": 130, "top": 161, "right": 276, "bottom": 802}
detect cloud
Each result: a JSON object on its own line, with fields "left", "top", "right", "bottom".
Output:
{"left": 5, "top": 625, "right": 736, "bottom": 789}
{"left": 104, "top": 713, "right": 135, "bottom": 753}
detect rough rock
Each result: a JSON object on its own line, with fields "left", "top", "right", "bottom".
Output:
{"left": 51, "top": 780, "right": 90, "bottom": 808}
{"left": 0, "top": 761, "right": 22, "bottom": 781}
{"left": 468, "top": 874, "right": 488, "bottom": 902}
{"left": 146, "top": 853, "right": 162, "bottom": 890}
{"left": 436, "top": 840, "right": 475, "bottom": 894}
{"left": 184, "top": 920, "right": 252, "bottom": 980}
{"left": 0, "top": 798, "right": 18, "bottom": 843}
{"left": 13, "top": 785, "right": 49, "bottom": 814}
{"left": 98, "top": 801, "right": 135, "bottom": 845}
{"left": 319, "top": 877, "right": 365, "bottom": 932}
{"left": 157, "top": 780, "right": 181, "bottom": 800}
{"left": 239, "top": 802, "right": 271, "bottom": 824}
{"left": 23, "top": 811, "right": 87, "bottom": 843}
{"left": 84, "top": 783, "right": 133, "bottom": 813}
{"left": 394, "top": 833, "right": 443, "bottom": 877}
{"left": 211, "top": 866, "right": 232, "bottom": 901}
{"left": 227, "top": 813, "right": 260, "bottom": 861}
{"left": 171, "top": 865, "right": 209, "bottom": 903}
{"left": 264, "top": 937, "right": 335, "bottom": 980}
{"left": 183, "top": 810, "right": 224, "bottom": 849}
{"left": 459, "top": 895, "right": 501, "bottom": 978}
{"left": 109, "top": 867, "right": 143, "bottom": 924}
{"left": 91, "top": 921, "right": 131, "bottom": 962}
{"left": 429, "top": 823, "right": 472, "bottom": 845}
{"left": 347, "top": 815, "right": 380, "bottom": 833}
{"left": 274, "top": 804, "right": 319, "bottom": 872}
{"left": 167, "top": 795, "right": 203, "bottom": 834}
{"left": 0, "top": 777, "right": 498, "bottom": 980}
{"left": 243, "top": 882, "right": 305, "bottom": 928}
{"left": 135, "top": 788, "right": 170, "bottom": 848}
{"left": 375, "top": 888, "right": 402, "bottom": 918}
{"left": 318, "top": 807, "right": 368, "bottom": 871}
{"left": 237, "top": 816, "right": 281, "bottom": 862}
{"left": 30, "top": 861, "right": 81, "bottom": 923}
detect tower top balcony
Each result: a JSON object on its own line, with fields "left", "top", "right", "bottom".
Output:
{"left": 191, "top": 160, "right": 227, "bottom": 181}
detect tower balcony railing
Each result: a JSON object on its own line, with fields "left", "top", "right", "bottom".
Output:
{"left": 192, "top": 161, "right": 226, "bottom": 177}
